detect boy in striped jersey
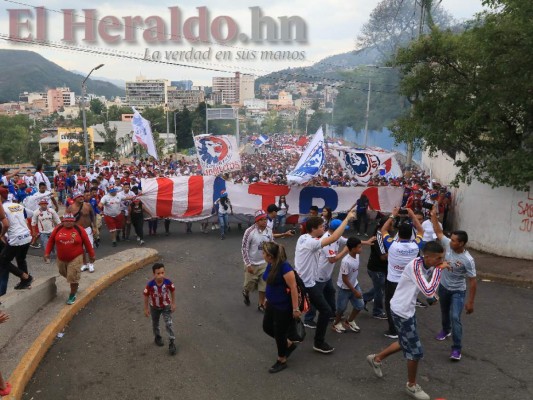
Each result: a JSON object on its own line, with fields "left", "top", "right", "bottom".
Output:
{"left": 366, "top": 241, "right": 450, "bottom": 400}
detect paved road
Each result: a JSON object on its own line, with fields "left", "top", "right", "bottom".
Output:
{"left": 23, "top": 223, "right": 533, "bottom": 400}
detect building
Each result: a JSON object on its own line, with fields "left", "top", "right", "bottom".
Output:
{"left": 47, "top": 87, "right": 76, "bottom": 113}
{"left": 171, "top": 80, "right": 193, "bottom": 90}
{"left": 243, "top": 99, "right": 268, "bottom": 110}
{"left": 167, "top": 88, "right": 205, "bottom": 110}
{"left": 125, "top": 76, "right": 169, "bottom": 109}
{"left": 212, "top": 72, "right": 255, "bottom": 105}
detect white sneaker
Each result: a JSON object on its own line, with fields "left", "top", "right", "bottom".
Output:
{"left": 346, "top": 320, "right": 361, "bottom": 333}
{"left": 405, "top": 383, "right": 430, "bottom": 400}
{"left": 366, "top": 354, "right": 383, "bottom": 378}
{"left": 81, "top": 264, "right": 89, "bottom": 272}
{"left": 136, "top": 236, "right": 140, "bottom": 242}
{"left": 211, "top": 225, "right": 216, "bottom": 230}
{"left": 139, "top": 240, "right": 145, "bottom": 246}
{"left": 88, "top": 264, "right": 95, "bottom": 273}
{"left": 332, "top": 322, "right": 346, "bottom": 333}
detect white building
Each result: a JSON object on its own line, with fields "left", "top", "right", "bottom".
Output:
{"left": 212, "top": 72, "right": 255, "bottom": 105}
{"left": 126, "top": 76, "right": 169, "bottom": 109}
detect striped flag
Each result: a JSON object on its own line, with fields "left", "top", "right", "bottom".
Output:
{"left": 254, "top": 134, "right": 269, "bottom": 147}
{"left": 140, "top": 176, "right": 222, "bottom": 221}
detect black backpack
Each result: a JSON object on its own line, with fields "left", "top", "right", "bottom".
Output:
{"left": 285, "top": 269, "right": 310, "bottom": 313}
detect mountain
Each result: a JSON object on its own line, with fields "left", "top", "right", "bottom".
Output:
{"left": 0, "top": 50, "right": 125, "bottom": 102}
{"left": 255, "top": 47, "right": 381, "bottom": 87}
{"left": 71, "top": 70, "right": 126, "bottom": 89}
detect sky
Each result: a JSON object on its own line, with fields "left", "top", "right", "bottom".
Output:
{"left": 0, "top": 0, "right": 487, "bottom": 86}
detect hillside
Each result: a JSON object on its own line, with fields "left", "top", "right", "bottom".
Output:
{"left": 255, "top": 47, "right": 381, "bottom": 87}
{"left": 0, "top": 50, "right": 125, "bottom": 102}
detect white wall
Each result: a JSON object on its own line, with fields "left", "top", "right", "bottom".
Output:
{"left": 422, "top": 151, "right": 533, "bottom": 260}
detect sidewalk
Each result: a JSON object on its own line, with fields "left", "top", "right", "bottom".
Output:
{"left": 469, "top": 248, "right": 533, "bottom": 288}
{"left": 0, "top": 249, "right": 159, "bottom": 400}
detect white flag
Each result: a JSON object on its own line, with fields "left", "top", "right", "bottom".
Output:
{"left": 131, "top": 107, "right": 158, "bottom": 160}
{"left": 287, "top": 127, "right": 326, "bottom": 184}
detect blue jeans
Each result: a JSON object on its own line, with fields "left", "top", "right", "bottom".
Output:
{"left": 218, "top": 213, "right": 228, "bottom": 236}
{"left": 276, "top": 214, "right": 286, "bottom": 232}
{"left": 363, "top": 270, "right": 386, "bottom": 316}
{"left": 336, "top": 284, "right": 365, "bottom": 314}
{"left": 304, "top": 279, "right": 336, "bottom": 324}
{"left": 438, "top": 284, "right": 466, "bottom": 350}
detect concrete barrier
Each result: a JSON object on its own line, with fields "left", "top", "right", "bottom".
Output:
{"left": 0, "top": 276, "right": 57, "bottom": 349}
{"left": 6, "top": 248, "right": 159, "bottom": 400}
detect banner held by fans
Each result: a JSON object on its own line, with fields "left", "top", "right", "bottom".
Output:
{"left": 194, "top": 134, "right": 242, "bottom": 176}
{"left": 287, "top": 127, "right": 326, "bottom": 184}
{"left": 140, "top": 176, "right": 404, "bottom": 221}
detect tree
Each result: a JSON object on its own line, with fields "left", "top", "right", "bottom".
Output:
{"left": 357, "top": 0, "right": 454, "bottom": 61}
{"left": 391, "top": 0, "right": 533, "bottom": 190}
{"left": 296, "top": 109, "right": 307, "bottom": 133}
{"left": 97, "top": 121, "right": 119, "bottom": 160}
{"left": 89, "top": 98, "right": 105, "bottom": 115}
{"left": 107, "top": 105, "right": 132, "bottom": 121}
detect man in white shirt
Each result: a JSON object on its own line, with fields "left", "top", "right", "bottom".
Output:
{"left": 98, "top": 186, "right": 124, "bottom": 247}
{"left": 294, "top": 208, "right": 356, "bottom": 354}
{"left": 31, "top": 198, "right": 61, "bottom": 261}
{"left": 34, "top": 164, "right": 51, "bottom": 191}
{"left": 0, "top": 187, "right": 34, "bottom": 296}
{"left": 367, "top": 241, "right": 449, "bottom": 400}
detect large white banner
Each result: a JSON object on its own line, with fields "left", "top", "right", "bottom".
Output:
{"left": 193, "top": 134, "right": 242, "bottom": 176}
{"left": 140, "top": 176, "right": 404, "bottom": 221}
{"left": 287, "top": 127, "right": 326, "bottom": 184}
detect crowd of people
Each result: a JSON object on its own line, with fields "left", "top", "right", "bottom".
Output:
{"left": 0, "top": 135, "right": 460, "bottom": 399}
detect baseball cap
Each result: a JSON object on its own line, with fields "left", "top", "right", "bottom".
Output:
{"left": 73, "top": 191, "right": 84, "bottom": 199}
{"left": 108, "top": 186, "right": 118, "bottom": 193}
{"left": 329, "top": 219, "right": 348, "bottom": 231}
{"left": 266, "top": 204, "right": 279, "bottom": 213}
{"left": 254, "top": 210, "right": 267, "bottom": 222}
{"left": 62, "top": 213, "right": 76, "bottom": 222}
{"left": 38, "top": 198, "right": 49, "bottom": 204}
{"left": 220, "top": 190, "right": 228, "bottom": 198}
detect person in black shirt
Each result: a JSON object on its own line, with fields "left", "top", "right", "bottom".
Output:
{"left": 363, "top": 217, "right": 388, "bottom": 319}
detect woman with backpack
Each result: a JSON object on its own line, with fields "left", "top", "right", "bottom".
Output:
{"left": 261, "top": 241, "right": 302, "bottom": 374}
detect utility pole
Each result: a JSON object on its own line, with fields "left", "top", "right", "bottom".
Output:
{"left": 363, "top": 78, "right": 372, "bottom": 147}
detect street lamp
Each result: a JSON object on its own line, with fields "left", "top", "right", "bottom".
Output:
{"left": 81, "top": 63, "right": 104, "bottom": 167}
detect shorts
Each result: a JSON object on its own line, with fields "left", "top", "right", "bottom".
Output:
{"left": 57, "top": 254, "right": 83, "bottom": 284}
{"left": 391, "top": 311, "right": 424, "bottom": 361}
{"left": 84, "top": 226, "right": 94, "bottom": 248}
{"left": 104, "top": 213, "right": 125, "bottom": 232}
{"left": 336, "top": 284, "right": 365, "bottom": 314}
{"left": 243, "top": 263, "right": 267, "bottom": 293}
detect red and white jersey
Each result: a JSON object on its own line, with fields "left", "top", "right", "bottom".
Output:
{"left": 143, "top": 279, "right": 175, "bottom": 308}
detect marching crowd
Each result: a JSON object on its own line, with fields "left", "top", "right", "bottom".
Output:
{"left": 0, "top": 142, "right": 459, "bottom": 399}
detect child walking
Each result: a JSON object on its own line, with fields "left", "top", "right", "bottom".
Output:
{"left": 143, "top": 263, "right": 177, "bottom": 355}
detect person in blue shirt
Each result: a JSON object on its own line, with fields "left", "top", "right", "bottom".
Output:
{"left": 262, "top": 241, "right": 301, "bottom": 374}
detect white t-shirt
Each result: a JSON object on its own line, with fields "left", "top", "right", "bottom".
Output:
{"left": 3, "top": 201, "right": 33, "bottom": 246}
{"left": 34, "top": 171, "right": 51, "bottom": 191}
{"left": 316, "top": 232, "right": 347, "bottom": 282}
{"left": 120, "top": 190, "right": 136, "bottom": 215}
{"left": 31, "top": 208, "right": 61, "bottom": 234}
{"left": 100, "top": 193, "right": 124, "bottom": 217}
{"left": 294, "top": 234, "right": 322, "bottom": 288}
{"left": 421, "top": 219, "right": 441, "bottom": 242}
{"left": 337, "top": 253, "right": 360, "bottom": 289}
{"left": 390, "top": 257, "right": 442, "bottom": 319}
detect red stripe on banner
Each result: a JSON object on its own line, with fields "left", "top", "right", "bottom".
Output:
{"left": 183, "top": 176, "right": 204, "bottom": 217}
{"left": 156, "top": 178, "right": 174, "bottom": 217}
{"left": 362, "top": 187, "right": 380, "bottom": 211}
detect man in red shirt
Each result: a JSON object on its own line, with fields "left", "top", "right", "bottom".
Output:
{"left": 44, "top": 213, "right": 95, "bottom": 305}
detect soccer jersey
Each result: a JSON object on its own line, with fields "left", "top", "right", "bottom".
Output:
{"left": 45, "top": 224, "right": 95, "bottom": 262}
{"left": 337, "top": 253, "right": 360, "bottom": 289}
{"left": 241, "top": 224, "right": 273, "bottom": 266}
{"left": 439, "top": 236, "right": 476, "bottom": 291}
{"left": 317, "top": 232, "right": 347, "bottom": 282}
{"left": 100, "top": 193, "right": 124, "bottom": 217}
{"left": 31, "top": 208, "right": 61, "bottom": 233}
{"left": 384, "top": 234, "right": 424, "bottom": 283}
{"left": 144, "top": 279, "right": 175, "bottom": 308}
{"left": 3, "top": 201, "right": 33, "bottom": 246}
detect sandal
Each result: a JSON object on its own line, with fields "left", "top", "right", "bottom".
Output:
{"left": 0, "top": 382, "right": 12, "bottom": 396}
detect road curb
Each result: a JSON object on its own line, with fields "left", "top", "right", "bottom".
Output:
{"left": 6, "top": 249, "right": 159, "bottom": 400}
{"left": 477, "top": 272, "right": 533, "bottom": 289}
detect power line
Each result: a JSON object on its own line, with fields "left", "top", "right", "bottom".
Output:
{"left": 2, "top": 0, "right": 399, "bottom": 81}
{"left": 0, "top": 33, "right": 401, "bottom": 95}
